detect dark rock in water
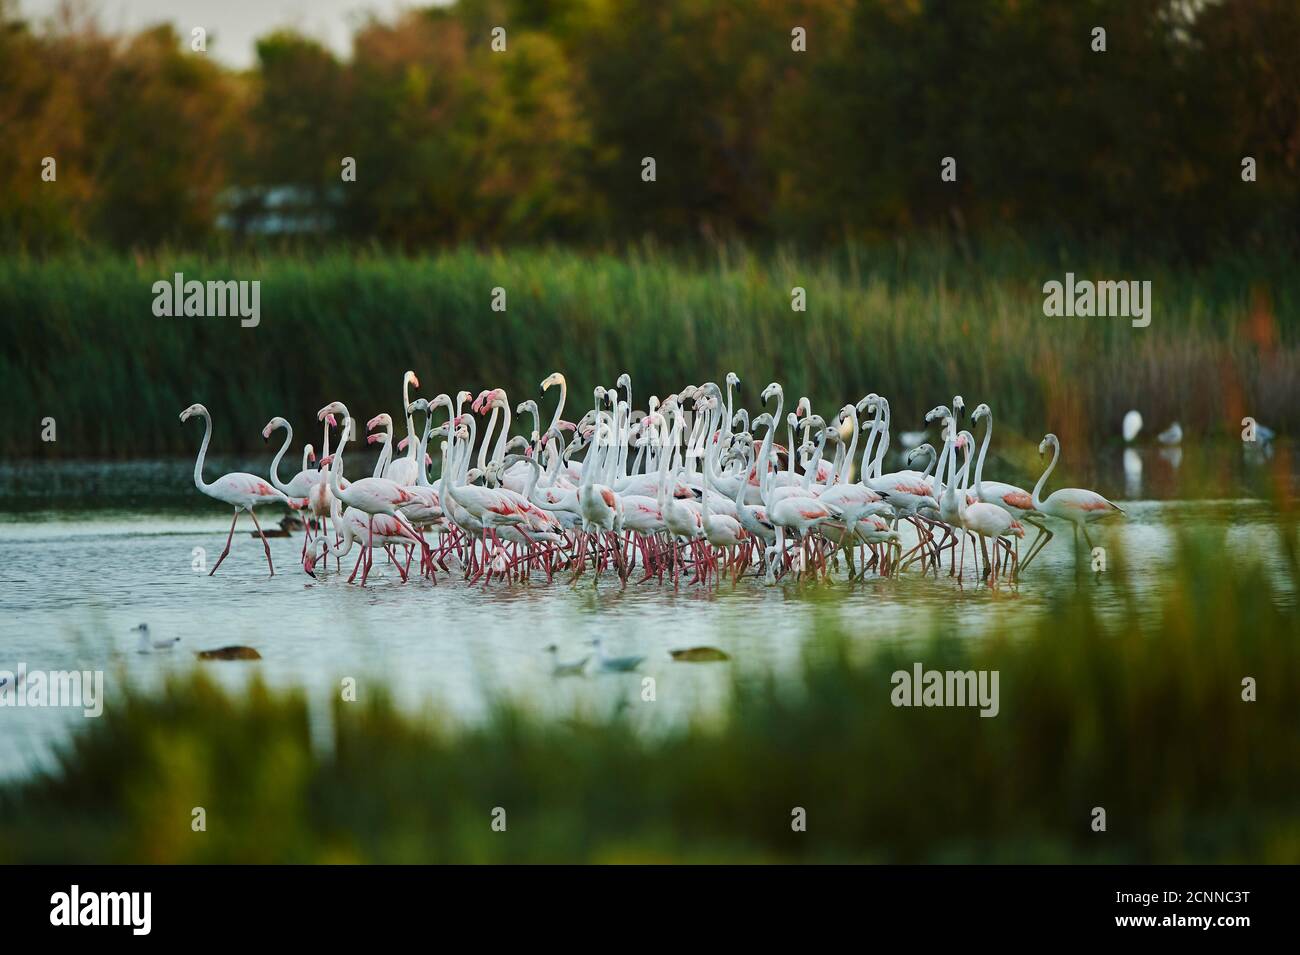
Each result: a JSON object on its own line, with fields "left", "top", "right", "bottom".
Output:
{"left": 197, "top": 646, "right": 262, "bottom": 661}
{"left": 250, "top": 515, "right": 302, "bottom": 538}
{"left": 669, "top": 646, "right": 731, "bottom": 662}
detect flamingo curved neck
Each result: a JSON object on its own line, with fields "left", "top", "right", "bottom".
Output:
{"left": 1032, "top": 440, "right": 1059, "bottom": 508}
{"left": 491, "top": 395, "right": 512, "bottom": 466}
{"left": 835, "top": 409, "right": 859, "bottom": 484}
{"left": 191, "top": 410, "right": 214, "bottom": 493}
{"left": 974, "top": 413, "right": 993, "bottom": 495}
{"left": 268, "top": 423, "right": 295, "bottom": 494}
{"left": 872, "top": 404, "right": 891, "bottom": 478}
{"left": 401, "top": 377, "right": 417, "bottom": 464}
{"left": 758, "top": 389, "right": 783, "bottom": 499}
{"left": 545, "top": 377, "right": 566, "bottom": 434}
{"left": 373, "top": 419, "right": 393, "bottom": 478}
{"left": 478, "top": 405, "right": 500, "bottom": 473}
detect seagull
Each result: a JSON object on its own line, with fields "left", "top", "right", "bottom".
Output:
{"left": 1157, "top": 422, "right": 1183, "bottom": 445}
{"left": 590, "top": 638, "right": 644, "bottom": 673}
{"left": 544, "top": 644, "right": 589, "bottom": 677}
{"left": 1122, "top": 410, "right": 1143, "bottom": 443}
{"left": 1248, "top": 423, "right": 1276, "bottom": 445}
{"left": 132, "top": 624, "right": 180, "bottom": 653}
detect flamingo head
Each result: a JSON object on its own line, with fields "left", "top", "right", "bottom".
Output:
{"left": 857, "top": 393, "right": 878, "bottom": 415}
{"left": 1009, "top": 520, "right": 1026, "bottom": 539}
{"left": 179, "top": 403, "right": 206, "bottom": 423}
{"left": 367, "top": 432, "right": 386, "bottom": 446}
{"left": 397, "top": 436, "right": 410, "bottom": 451}
{"left": 971, "top": 402, "right": 991, "bottom": 422}
{"left": 317, "top": 401, "right": 347, "bottom": 422}
{"left": 307, "top": 447, "right": 317, "bottom": 464}
{"left": 726, "top": 371, "right": 740, "bottom": 388}
{"left": 616, "top": 372, "right": 631, "bottom": 390}
{"left": 1039, "top": 433, "right": 1058, "bottom": 456}
{"left": 366, "top": 413, "right": 391, "bottom": 433}
{"left": 407, "top": 398, "right": 430, "bottom": 415}
{"left": 952, "top": 395, "right": 966, "bottom": 418}
{"left": 541, "top": 372, "right": 565, "bottom": 392}
{"left": 924, "top": 404, "right": 951, "bottom": 424}
{"left": 761, "top": 382, "right": 781, "bottom": 403}
{"left": 517, "top": 399, "right": 537, "bottom": 416}
{"left": 907, "top": 443, "right": 935, "bottom": 467}
{"left": 261, "top": 416, "right": 288, "bottom": 440}
{"left": 319, "top": 454, "right": 335, "bottom": 467}
{"left": 325, "top": 413, "right": 338, "bottom": 429}
{"left": 404, "top": 370, "right": 420, "bottom": 391}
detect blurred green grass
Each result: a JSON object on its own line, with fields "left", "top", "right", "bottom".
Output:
{"left": 3, "top": 240, "right": 1296, "bottom": 459}
{"left": 2, "top": 525, "right": 1297, "bottom": 863}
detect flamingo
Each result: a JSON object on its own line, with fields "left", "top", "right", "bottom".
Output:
{"left": 263, "top": 417, "right": 319, "bottom": 504}
{"left": 181, "top": 403, "right": 294, "bottom": 576}
{"left": 950, "top": 424, "right": 1024, "bottom": 585}
{"left": 969, "top": 402, "right": 1051, "bottom": 576}
{"left": 316, "top": 400, "right": 430, "bottom": 585}
{"left": 1023, "top": 433, "right": 1125, "bottom": 569}
{"left": 383, "top": 370, "right": 422, "bottom": 486}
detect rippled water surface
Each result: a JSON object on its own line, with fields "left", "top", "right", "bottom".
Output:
{"left": 0, "top": 445, "right": 1293, "bottom": 781}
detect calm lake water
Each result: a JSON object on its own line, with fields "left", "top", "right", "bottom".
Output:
{"left": 0, "top": 443, "right": 1293, "bottom": 781}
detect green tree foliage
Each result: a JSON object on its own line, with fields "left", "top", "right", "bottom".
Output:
{"left": 0, "top": 0, "right": 1296, "bottom": 252}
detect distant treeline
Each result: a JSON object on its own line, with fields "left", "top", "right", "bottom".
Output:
{"left": 1, "top": 0, "right": 1298, "bottom": 254}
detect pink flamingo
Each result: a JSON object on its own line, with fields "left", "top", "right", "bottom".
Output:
{"left": 383, "top": 370, "right": 422, "bottom": 486}
{"left": 1024, "top": 433, "right": 1125, "bottom": 569}
{"left": 969, "top": 402, "right": 1050, "bottom": 576}
{"left": 181, "top": 403, "right": 294, "bottom": 576}
{"left": 316, "top": 400, "right": 431, "bottom": 585}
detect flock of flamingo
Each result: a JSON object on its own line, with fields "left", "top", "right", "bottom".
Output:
{"left": 179, "top": 371, "right": 1125, "bottom": 588}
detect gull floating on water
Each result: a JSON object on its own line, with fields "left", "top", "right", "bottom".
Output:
{"left": 1157, "top": 422, "right": 1183, "bottom": 446}
{"left": 590, "top": 638, "right": 645, "bottom": 673}
{"left": 544, "top": 644, "right": 589, "bottom": 677}
{"left": 132, "top": 624, "right": 180, "bottom": 653}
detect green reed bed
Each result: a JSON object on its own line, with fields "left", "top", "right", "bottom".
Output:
{"left": 2, "top": 528, "right": 1297, "bottom": 863}
{"left": 2, "top": 242, "right": 1296, "bottom": 459}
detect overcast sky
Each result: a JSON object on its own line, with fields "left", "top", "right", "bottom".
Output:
{"left": 19, "top": 0, "right": 423, "bottom": 68}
